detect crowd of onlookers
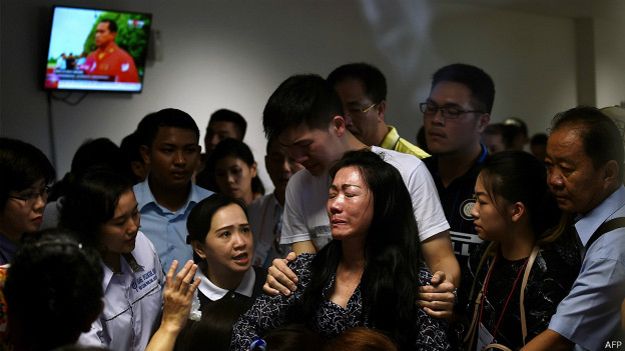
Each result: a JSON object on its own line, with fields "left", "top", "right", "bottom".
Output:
{"left": 1, "top": 62, "right": 624, "bottom": 351}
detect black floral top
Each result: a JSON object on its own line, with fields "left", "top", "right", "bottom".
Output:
{"left": 231, "top": 254, "right": 450, "bottom": 351}
{"left": 460, "top": 241, "right": 580, "bottom": 349}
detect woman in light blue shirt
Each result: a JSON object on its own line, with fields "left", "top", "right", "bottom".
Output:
{"left": 61, "top": 167, "right": 163, "bottom": 351}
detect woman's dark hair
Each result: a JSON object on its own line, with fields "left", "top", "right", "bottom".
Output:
{"left": 5, "top": 229, "right": 103, "bottom": 350}
{"left": 186, "top": 194, "right": 248, "bottom": 269}
{"left": 0, "top": 138, "right": 55, "bottom": 210}
{"left": 258, "top": 324, "right": 323, "bottom": 351}
{"left": 59, "top": 167, "right": 133, "bottom": 248}
{"left": 479, "top": 150, "right": 561, "bottom": 241}
{"left": 175, "top": 297, "right": 250, "bottom": 351}
{"left": 323, "top": 327, "right": 398, "bottom": 351}
{"left": 205, "top": 139, "right": 264, "bottom": 196}
{"left": 293, "top": 150, "right": 421, "bottom": 349}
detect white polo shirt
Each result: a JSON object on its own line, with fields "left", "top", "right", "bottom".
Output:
{"left": 280, "top": 146, "right": 449, "bottom": 248}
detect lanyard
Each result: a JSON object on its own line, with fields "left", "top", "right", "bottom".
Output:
{"left": 478, "top": 254, "right": 529, "bottom": 340}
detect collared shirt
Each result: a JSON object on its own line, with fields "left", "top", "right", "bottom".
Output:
{"left": 548, "top": 186, "right": 625, "bottom": 350}
{"left": 424, "top": 144, "right": 488, "bottom": 269}
{"left": 380, "top": 125, "right": 430, "bottom": 159}
{"left": 78, "top": 231, "right": 164, "bottom": 351}
{"left": 248, "top": 193, "right": 291, "bottom": 267}
{"left": 197, "top": 267, "right": 256, "bottom": 300}
{"left": 0, "top": 235, "right": 17, "bottom": 266}
{"left": 133, "top": 180, "right": 213, "bottom": 273}
{"left": 175, "top": 266, "right": 267, "bottom": 351}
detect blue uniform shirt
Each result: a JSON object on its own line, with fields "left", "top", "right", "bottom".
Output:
{"left": 133, "top": 180, "right": 213, "bottom": 273}
{"left": 78, "top": 231, "right": 164, "bottom": 351}
{"left": 549, "top": 186, "right": 625, "bottom": 350}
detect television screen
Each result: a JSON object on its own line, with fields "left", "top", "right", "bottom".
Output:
{"left": 44, "top": 6, "right": 152, "bottom": 92}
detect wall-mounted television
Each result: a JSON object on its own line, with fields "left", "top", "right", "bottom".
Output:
{"left": 44, "top": 6, "right": 152, "bottom": 93}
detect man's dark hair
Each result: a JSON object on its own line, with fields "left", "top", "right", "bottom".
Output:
{"left": 484, "top": 123, "right": 516, "bottom": 150}
{"left": 326, "top": 63, "right": 387, "bottom": 103}
{"left": 209, "top": 109, "right": 248, "bottom": 140}
{"left": 136, "top": 108, "right": 200, "bottom": 147}
{"left": 100, "top": 19, "right": 118, "bottom": 33}
{"left": 69, "top": 138, "right": 133, "bottom": 184}
{"left": 263, "top": 74, "right": 343, "bottom": 141}
{"left": 49, "top": 137, "right": 132, "bottom": 201}
{"left": 5, "top": 229, "right": 103, "bottom": 350}
{"left": 530, "top": 133, "right": 548, "bottom": 147}
{"left": 121, "top": 132, "right": 144, "bottom": 164}
{"left": 552, "top": 106, "right": 624, "bottom": 180}
{"left": 503, "top": 117, "right": 528, "bottom": 138}
{"left": 431, "top": 63, "right": 495, "bottom": 114}
{"left": 0, "top": 138, "right": 55, "bottom": 210}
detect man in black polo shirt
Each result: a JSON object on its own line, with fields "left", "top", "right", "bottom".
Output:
{"left": 421, "top": 63, "right": 494, "bottom": 268}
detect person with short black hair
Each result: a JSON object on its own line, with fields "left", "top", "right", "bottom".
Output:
{"left": 482, "top": 123, "right": 516, "bottom": 154}
{"left": 42, "top": 137, "right": 132, "bottom": 229}
{"left": 5, "top": 230, "right": 104, "bottom": 351}
{"left": 61, "top": 167, "right": 164, "bottom": 351}
{"left": 503, "top": 116, "right": 530, "bottom": 151}
{"left": 421, "top": 63, "right": 494, "bottom": 270}
{"left": 262, "top": 74, "right": 458, "bottom": 319}
{"left": 530, "top": 133, "right": 548, "bottom": 162}
{"left": 248, "top": 136, "right": 304, "bottom": 267}
{"left": 84, "top": 19, "right": 139, "bottom": 82}
{"left": 133, "top": 108, "right": 213, "bottom": 272}
{"left": 523, "top": 106, "right": 625, "bottom": 350}
{"left": 0, "top": 137, "right": 55, "bottom": 265}
{"left": 204, "top": 109, "right": 248, "bottom": 155}
{"left": 121, "top": 131, "right": 150, "bottom": 184}
{"left": 327, "top": 62, "right": 429, "bottom": 159}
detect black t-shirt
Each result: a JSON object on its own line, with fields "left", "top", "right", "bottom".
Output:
{"left": 424, "top": 145, "right": 488, "bottom": 269}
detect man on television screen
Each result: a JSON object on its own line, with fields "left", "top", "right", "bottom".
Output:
{"left": 84, "top": 19, "right": 139, "bottom": 83}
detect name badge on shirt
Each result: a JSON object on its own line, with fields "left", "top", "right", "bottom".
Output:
{"left": 477, "top": 322, "right": 495, "bottom": 351}
{"left": 131, "top": 268, "right": 159, "bottom": 293}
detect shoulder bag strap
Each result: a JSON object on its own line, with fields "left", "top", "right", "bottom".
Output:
{"left": 464, "top": 242, "right": 498, "bottom": 347}
{"left": 519, "top": 246, "right": 540, "bottom": 345}
{"left": 586, "top": 217, "right": 625, "bottom": 251}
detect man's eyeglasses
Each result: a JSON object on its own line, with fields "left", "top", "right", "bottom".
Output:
{"left": 346, "top": 102, "right": 378, "bottom": 116}
{"left": 9, "top": 185, "right": 51, "bottom": 204}
{"left": 419, "top": 102, "right": 484, "bottom": 119}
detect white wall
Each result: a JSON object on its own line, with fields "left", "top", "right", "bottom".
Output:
{"left": 1, "top": 0, "right": 583, "bottom": 188}
{"left": 595, "top": 18, "right": 625, "bottom": 108}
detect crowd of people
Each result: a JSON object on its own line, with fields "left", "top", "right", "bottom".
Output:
{"left": 1, "top": 61, "right": 624, "bottom": 351}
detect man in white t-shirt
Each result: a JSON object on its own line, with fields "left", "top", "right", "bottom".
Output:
{"left": 261, "top": 74, "right": 460, "bottom": 318}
